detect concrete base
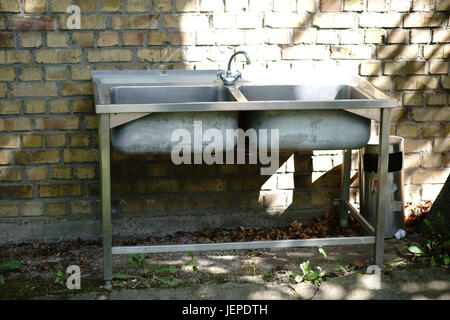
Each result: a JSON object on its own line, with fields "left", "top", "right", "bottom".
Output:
{"left": 0, "top": 208, "right": 325, "bottom": 244}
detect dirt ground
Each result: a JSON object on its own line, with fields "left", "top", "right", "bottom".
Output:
{"left": 1, "top": 210, "right": 447, "bottom": 299}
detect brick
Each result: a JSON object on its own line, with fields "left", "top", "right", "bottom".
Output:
{"left": 426, "top": 93, "right": 446, "bottom": 106}
{"left": 410, "top": 29, "right": 431, "bottom": 43}
{"left": 376, "top": 45, "right": 418, "bottom": 59}
{"left": 422, "top": 124, "right": 441, "bottom": 137}
{"left": 45, "top": 134, "right": 66, "bottom": 147}
{"left": 0, "top": 117, "right": 31, "bottom": 131}
{"left": 25, "top": 0, "right": 46, "bottom": 12}
{"left": 330, "top": 45, "right": 372, "bottom": 59}
{"left": 11, "top": 83, "right": 57, "bottom": 97}
{"left": 137, "top": 179, "right": 179, "bottom": 193}
{"left": 26, "top": 167, "right": 46, "bottom": 181}
{"left": 359, "top": 13, "right": 402, "bottom": 28}
{"left": 404, "top": 13, "right": 446, "bottom": 28}
{"left": 313, "top": 13, "right": 358, "bottom": 28}
{"left": 433, "top": 138, "right": 450, "bottom": 152}
{"left": 197, "top": 31, "right": 216, "bottom": 45}
{"left": 0, "top": 51, "right": 31, "bottom": 64}
{"left": 344, "top": 0, "right": 364, "bottom": 11}
{"left": 282, "top": 45, "right": 329, "bottom": 59}
{"left": 386, "top": 29, "right": 407, "bottom": 43}
{"left": 0, "top": 0, "right": 20, "bottom": 12}
{"left": 273, "top": 0, "right": 296, "bottom": 12}
{"left": 24, "top": 100, "right": 45, "bottom": 114}
{"left": 70, "top": 133, "right": 90, "bottom": 147}
{"left": 0, "top": 67, "right": 15, "bottom": 81}
{"left": 316, "top": 30, "right": 339, "bottom": 44}
{"left": 340, "top": 30, "right": 364, "bottom": 44}
{"left": 98, "top": 32, "right": 119, "bottom": 47}
{"left": 15, "top": 150, "right": 60, "bottom": 164}
{"left": 49, "top": 99, "right": 70, "bottom": 114}
{"left": 51, "top": 0, "right": 71, "bottom": 12}
{"left": 47, "top": 202, "right": 66, "bottom": 215}
{"left": 0, "top": 83, "right": 6, "bottom": 98}
{"left": 63, "top": 150, "right": 98, "bottom": 163}
{"left": 406, "top": 61, "right": 426, "bottom": 74}
{"left": 35, "top": 49, "right": 82, "bottom": 64}
{"left": 398, "top": 124, "right": 419, "bottom": 137}
{"left": 404, "top": 139, "right": 432, "bottom": 153}
{"left": 177, "top": 0, "right": 199, "bottom": 11}
{"left": 75, "top": 166, "right": 95, "bottom": 179}
{"left": 432, "top": 30, "right": 450, "bottom": 43}
{"left": 8, "top": 16, "right": 57, "bottom": 31}
{"left": 69, "top": 66, "right": 90, "bottom": 81}
{"left": 0, "top": 167, "right": 22, "bottom": 181}
{"left": 367, "top": 0, "right": 385, "bottom": 11}
{"left": 172, "top": 31, "right": 196, "bottom": 45}
{"left": 19, "top": 67, "right": 42, "bottom": 81}
{"left": 22, "top": 134, "right": 42, "bottom": 147}
{"left": 74, "top": 0, "right": 97, "bottom": 12}
{"left": 265, "top": 13, "right": 309, "bottom": 28}
{"left": 59, "top": 15, "right": 105, "bottom": 30}
{"left": 320, "top": 0, "right": 340, "bottom": 11}
{"left": 225, "top": 0, "right": 248, "bottom": 11}
{"left": 360, "top": 61, "right": 380, "bottom": 75}
{"left": 73, "top": 100, "right": 94, "bottom": 113}
{"left": 152, "top": 0, "right": 172, "bottom": 11}
{"left": 101, "top": 0, "right": 122, "bottom": 12}
{"left": 113, "top": 15, "right": 159, "bottom": 29}
{"left": 164, "top": 14, "right": 209, "bottom": 30}
{"left": 123, "top": 32, "right": 144, "bottom": 46}
{"left": 216, "top": 30, "right": 245, "bottom": 45}
{"left": 0, "top": 204, "right": 18, "bottom": 217}
{"left": 0, "top": 151, "right": 12, "bottom": 164}
{"left": 0, "top": 101, "right": 20, "bottom": 114}
{"left": 148, "top": 32, "right": 169, "bottom": 45}
{"left": 45, "top": 67, "right": 67, "bottom": 81}
{"left": 435, "top": 0, "right": 450, "bottom": 10}
{"left": 364, "top": 29, "right": 384, "bottom": 43}
{"left": 72, "top": 200, "right": 92, "bottom": 214}
{"left": 144, "top": 197, "right": 165, "bottom": 211}
{"left": 38, "top": 183, "right": 82, "bottom": 198}
{"left": 383, "top": 62, "right": 403, "bottom": 75}
{"left": 442, "top": 76, "right": 450, "bottom": 89}
{"left": 87, "top": 49, "right": 132, "bottom": 62}
{"left": 51, "top": 166, "right": 72, "bottom": 179}
{"left": 390, "top": 0, "right": 411, "bottom": 11}
{"left": 293, "top": 30, "right": 317, "bottom": 44}
{"left": 405, "top": 154, "right": 420, "bottom": 169}
{"left": 403, "top": 92, "right": 423, "bottom": 106}
{"left": 72, "top": 32, "right": 94, "bottom": 46}
{"left": 126, "top": 0, "right": 148, "bottom": 12}
{"left": 0, "top": 33, "right": 15, "bottom": 47}
{"left": 0, "top": 185, "right": 33, "bottom": 199}
{"left": 0, "top": 134, "right": 20, "bottom": 148}
{"left": 412, "top": 107, "right": 450, "bottom": 122}
{"left": 412, "top": 0, "right": 433, "bottom": 11}
{"left": 34, "top": 117, "right": 79, "bottom": 130}
{"left": 47, "top": 32, "right": 69, "bottom": 47}
{"left": 395, "top": 76, "right": 437, "bottom": 90}
{"left": 185, "top": 179, "right": 226, "bottom": 192}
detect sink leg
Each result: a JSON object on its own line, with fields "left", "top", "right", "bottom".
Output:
{"left": 99, "top": 114, "right": 112, "bottom": 284}
{"left": 374, "top": 108, "right": 391, "bottom": 266}
{"left": 340, "top": 149, "right": 352, "bottom": 228}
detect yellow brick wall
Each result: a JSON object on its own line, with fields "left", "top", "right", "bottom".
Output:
{"left": 0, "top": 0, "right": 448, "bottom": 221}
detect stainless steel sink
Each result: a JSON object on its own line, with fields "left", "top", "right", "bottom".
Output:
{"left": 109, "top": 85, "right": 238, "bottom": 154}
{"left": 92, "top": 70, "right": 397, "bottom": 154}
{"left": 238, "top": 84, "right": 371, "bottom": 151}
{"left": 110, "top": 85, "right": 236, "bottom": 104}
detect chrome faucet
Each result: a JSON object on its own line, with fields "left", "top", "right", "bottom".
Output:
{"left": 217, "top": 51, "right": 251, "bottom": 85}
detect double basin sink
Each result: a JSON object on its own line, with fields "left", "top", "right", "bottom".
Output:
{"left": 92, "top": 70, "right": 396, "bottom": 154}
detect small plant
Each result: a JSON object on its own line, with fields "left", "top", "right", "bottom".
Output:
{"left": 112, "top": 273, "right": 137, "bottom": 280}
{"left": 408, "top": 212, "right": 450, "bottom": 267}
{"left": 126, "top": 253, "right": 147, "bottom": 274}
{"left": 54, "top": 270, "right": 64, "bottom": 285}
{"left": 291, "top": 261, "right": 325, "bottom": 285}
{"left": 318, "top": 247, "right": 356, "bottom": 274}
{"left": 0, "top": 275, "right": 4, "bottom": 284}
{"left": 185, "top": 251, "right": 198, "bottom": 272}
{"left": 0, "top": 260, "right": 22, "bottom": 284}
{"left": 150, "top": 264, "right": 179, "bottom": 286}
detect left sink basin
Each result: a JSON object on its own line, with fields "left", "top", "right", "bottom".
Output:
{"left": 110, "top": 85, "right": 239, "bottom": 154}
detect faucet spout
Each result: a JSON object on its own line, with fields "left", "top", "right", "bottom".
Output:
{"left": 217, "top": 51, "right": 251, "bottom": 85}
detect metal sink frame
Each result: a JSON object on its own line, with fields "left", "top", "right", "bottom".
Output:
{"left": 93, "top": 70, "right": 398, "bottom": 288}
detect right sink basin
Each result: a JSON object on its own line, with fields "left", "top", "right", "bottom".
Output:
{"left": 238, "top": 84, "right": 372, "bottom": 151}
